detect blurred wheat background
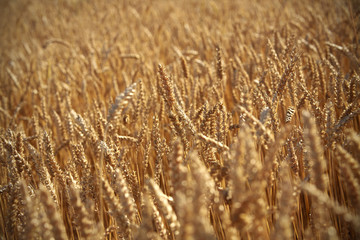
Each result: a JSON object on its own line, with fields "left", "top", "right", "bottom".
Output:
{"left": 0, "top": 0, "right": 359, "bottom": 239}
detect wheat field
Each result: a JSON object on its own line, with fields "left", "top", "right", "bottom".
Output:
{"left": 0, "top": 0, "right": 359, "bottom": 239}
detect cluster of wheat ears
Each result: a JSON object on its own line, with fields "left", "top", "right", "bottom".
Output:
{"left": 0, "top": 0, "right": 359, "bottom": 239}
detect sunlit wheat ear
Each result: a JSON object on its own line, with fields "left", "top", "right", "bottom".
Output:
{"left": 5, "top": 173, "right": 22, "bottom": 238}
{"left": 158, "top": 64, "right": 176, "bottom": 109}
{"left": 180, "top": 56, "right": 189, "bottom": 79}
{"left": 215, "top": 45, "right": 223, "bottom": 81}
{"left": 333, "top": 106, "right": 360, "bottom": 134}
{"left": 301, "top": 183, "right": 360, "bottom": 231}
{"left": 336, "top": 145, "right": 360, "bottom": 210}
{"left": 302, "top": 110, "right": 327, "bottom": 192}
{"left": 147, "top": 179, "right": 180, "bottom": 236}
{"left": 339, "top": 162, "right": 360, "bottom": 211}
{"left": 152, "top": 115, "right": 163, "bottom": 184}
{"left": 39, "top": 184, "right": 67, "bottom": 240}
{"left": 260, "top": 125, "right": 291, "bottom": 198}
{"left": 189, "top": 149, "right": 216, "bottom": 206}
{"left": 43, "top": 131, "right": 66, "bottom": 187}
{"left": 151, "top": 196, "right": 169, "bottom": 240}
{"left": 101, "top": 176, "right": 132, "bottom": 238}
{"left": 267, "top": 38, "right": 281, "bottom": 71}
{"left": 168, "top": 110, "right": 185, "bottom": 142}
{"left": 51, "top": 110, "right": 67, "bottom": 143}
{"left": 19, "top": 179, "right": 39, "bottom": 240}
{"left": 348, "top": 74, "right": 358, "bottom": 103}
{"left": 180, "top": 150, "right": 217, "bottom": 240}
{"left": 228, "top": 127, "right": 268, "bottom": 238}
{"left": 302, "top": 110, "right": 335, "bottom": 236}
{"left": 325, "top": 42, "right": 360, "bottom": 71}
{"left": 107, "top": 80, "right": 137, "bottom": 123}
{"left": 336, "top": 145, "right": 360, "bottom": 183}
{"left": 135, "top": 192, "right": 160, "bottom": 240}
{"left": 68, "top": 184, "right": 96, "bottom": 239}
{"left": 114, "top": 168, "right": 137, "bottom": 223}
{"left": 65, "top": 112, "right": 75, "bottom": 141}
{"left": 158, "top": 63, "right": 197, "bottom": 136}
{"left": 272, "top": 52, "right": 300, "bottom": 104}
{"left": 14, "top": 132, "right": 24, "bottom": 171}
{"left": 169, "top": 140, "right": 187, "bottom": 196}
{"left": 272, "top": 162, "right": 297, "bottom": 240}
{"left": 196, "top": 132, "right": 229, "bottom": 152}
{"left": 25, "top": 142, "right": 58, "bottom": 204}
{"left": 71, "top": 110, "right": 89, "bottom": 138}
{"left": 236, "top": 105, "right": 274, "bottom": 142}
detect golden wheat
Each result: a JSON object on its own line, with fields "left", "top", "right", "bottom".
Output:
{"left": 1, "top": 0, "right": 359, "bottom": 239}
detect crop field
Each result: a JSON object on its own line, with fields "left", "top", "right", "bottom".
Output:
{"left": 0, "top": 0, "right": 359, "bottom": 239}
